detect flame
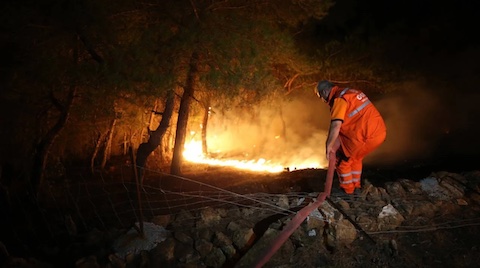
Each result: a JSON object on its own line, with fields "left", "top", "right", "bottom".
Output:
{"left": 183, "top": 139, "right": 323, "bottom": 173}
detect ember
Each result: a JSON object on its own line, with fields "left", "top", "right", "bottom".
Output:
{"left": 183, "top": 139, "right": 324, "bottom": 173}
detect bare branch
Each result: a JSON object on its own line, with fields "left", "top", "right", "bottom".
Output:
{"left": 76, "top": 29, "right": 104, "bottom": 64}
{"left": 190, "top": 0, "right": 200, "bottom": 20}
{"left": 151, "top": 110, "right": 164, "bottom": 115}
{"left": 50, "top": 91, "right": 64, "bottom": 112}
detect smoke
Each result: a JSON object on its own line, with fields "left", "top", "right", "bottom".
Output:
{"left": 368, "top": 80, "right": 455, "bottom": 165}
{"left": 207, "top": 93, "right": 330, "bottom": 169}
{"left": 205, "top": 79, "right": 473, "bottom": 169}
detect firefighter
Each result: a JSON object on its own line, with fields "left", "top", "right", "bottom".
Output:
{"left": 315, "top": 80, "right": 386, "bottom": 194}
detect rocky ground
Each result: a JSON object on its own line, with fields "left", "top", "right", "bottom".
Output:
{"left": 2, "top": 164, "right": 480, "bottom": 268}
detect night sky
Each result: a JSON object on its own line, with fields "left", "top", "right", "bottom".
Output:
{"left": 317, "top": 0, "right": 479, "bottom": 71}
{"left": 311, "top": 0, "right": 480, "bottom": 168}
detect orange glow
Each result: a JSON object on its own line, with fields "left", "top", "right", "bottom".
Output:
{"left": 183, "top": 139, "right": 324, "bottom": 173}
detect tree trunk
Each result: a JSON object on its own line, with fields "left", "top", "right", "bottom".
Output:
{"left": 31, "top": 86, "right": 76, "bottom": 193}
{"left": 123, "top": 132, "right": 128, "bottom": 155}
{"left": 279, "top": 106, "right": 287, "bottom": 141}
{"left": 90, "top": 128, "right": 109, "bottom": 173}
{"left": 148, "top": 99, "right": 159, "bottom": 130}
{"left": 101, "top": 118, "right": 117, "bottom": 170}
{"left": 171, "top": 52, "right": 199, "bottom": 175}
{"left": 136, "top": 89, "right": 175, "bottom": 180}
{"left": 201, "top": 102, "right": 211, "bottom": 155}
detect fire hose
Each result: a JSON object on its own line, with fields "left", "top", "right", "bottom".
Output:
{"left": 250, "top": 149, "right": 379, "bottom": 267}
{"left": 251, "top": 152, "right": 336, "bottom": 267}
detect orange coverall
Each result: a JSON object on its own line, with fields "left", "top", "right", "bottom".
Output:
{"left": 328, "top": 86, "right": 386, "bottom": 194}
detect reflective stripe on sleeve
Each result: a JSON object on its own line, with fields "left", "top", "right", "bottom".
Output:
{"left": 339, "top": 88, "right": 349, "bottom": 97}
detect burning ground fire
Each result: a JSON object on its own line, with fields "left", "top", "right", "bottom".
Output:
{"left": 183, "top": 139, "right": 324, "bottom": 173}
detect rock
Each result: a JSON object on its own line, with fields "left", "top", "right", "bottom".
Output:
{"left": 334, "top": 219, "right": 357, "bottom": 245}
{"left": 439, "top": 178, "right": 464, "bottom": 198}
{"left": 234, "top": 228, "right": 295, "bottom": 267}
{"left": 372, "top": 199, "right": 388, "bottom": 208}
{"left": 213, "top": 232, "right": 236, "bottom": 258}
{"left": 125, "top": 252, "right": 136, "bottom": 266}
{"left": 270, "top": 217, "right": 286, "bottom": 230}
{"left": 108, "top": 253, "right": 126, "bottom": 268}
{"left": 337, "top": 199, "right": 350, "bottom": 211}
{"left": 148, "top": 243, "right": 172, "bottom": 267}
{"left": 276, "top": 195, "right": 290, "bottom": 209}
{"left": 240, "top": 208, "right": 256, "bottom": 218}
{"left": 385, "top": 181, "right": 407, "bottom": 197}
{"left": 471, "top": 194, "right": 480, "bottom": 206}
{"left": 390, "top": 239, "right": 398, "bottom": 256}
{"left": 226, "top": 221, "right": 241, "bottom": 233}
{"left": 366, "top": 186, "right": 382, "bottom": 201}
{"left": 155, "top": 237, "right": 176, "bottom": 262}
{"left": 272, "top": 238, "right": 295, "bottom": 265}
{"left": 324, "top": 226, "right": 336, "bottom": 251}
{"left": 378, "top": 187, "right": 392, "bottom": 204}
{"left": 237, "top": 218, "right": 255, "bottom": 229}
{"left": 174, "top": 231, "right": 193, "bottom": 245}
{"left": 195, "top": 239, "right": 213, "bottom": 257}
{"left": 136, "top": 251, "right": 149, "bottom": 268}
{"left": 213, "top": 231, "right": 232, "bottom": 247}
{"left": 175, "top": 242, "right": 201, "bottom": 264}
{"left": 221, "top": 243, "right": 237, "bottom": 259}
{"left": 226, "top": 206, "right": 242, "bottom": 218}
{"left": 359, "top": 183, "right": 373, "bottom": 200}
{"left": 198, "top": 207, "right": 222, "bottom": 227}
{"left": 291, "top": 226, "right": 308, "bottom": 246}
{"left": 435, "top": 171, "right": 468, "bottom": 185}
{"left": 399, "top": 179, "right": 423, "bottom": 195}
{"left": 392, "top": 199, "right": 414, "bottom": 216}
{"left": 377, "top": 204, "right": 405, "bottom": 231}
{"left": 83, "top": 228, "right": 105, "bottom": 248}
{"left": 420, "top": 177, "right": 453, "bottom": 201}
{"left": 216, "top": 207, "right": 228, "bottom": 218}
{"left": 290, "top": 196, "right": 306, "bottom": 207}
{"left": 464, "top": 171, "right": 480, "bottom": 189}
{"left": 306, "top": 212, "right": 326, "bottom": 231}
{"left": 171, "top": 210, "right": 195, "bottom": 229}
{"left": 112, "top": 222, "right": 169, "bottom": 259}
{"left": 356, "top": 215, "right": 377, "bottom": 232}
{"left": 151, "top": 214, "right": 172, "bottom": 227}
{"left": 231, "top": 227, "right": 255, "bottom": 250}
{"left": 193, "top": 228, "right": 214, "bottom": 241}
{"left": 75, "top": 255, "right": 100, "bottom": 268}
{"left": 318, "top": 202, "right": 337, "bottom": 223}
{"left": 204, "top": 247, "right": 226, "bottom": 268}
{"left": 293, "top": 246, "right": 329, "bottom": 267}
{"left": 235, "top": 228, "right": 278, "bottom": 266}
{"left": 411, "top": 201, "right": 437, "bottom": 218}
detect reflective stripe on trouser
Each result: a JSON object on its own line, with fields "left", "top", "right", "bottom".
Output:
{"left": 351, "top": 161, "right": 362, "bottom": 188}
{"left": 337, "top": 132, "right": 386, "bottom": 193}
{"left": 337, "top": 157, "right": 358, "bottom": 194}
